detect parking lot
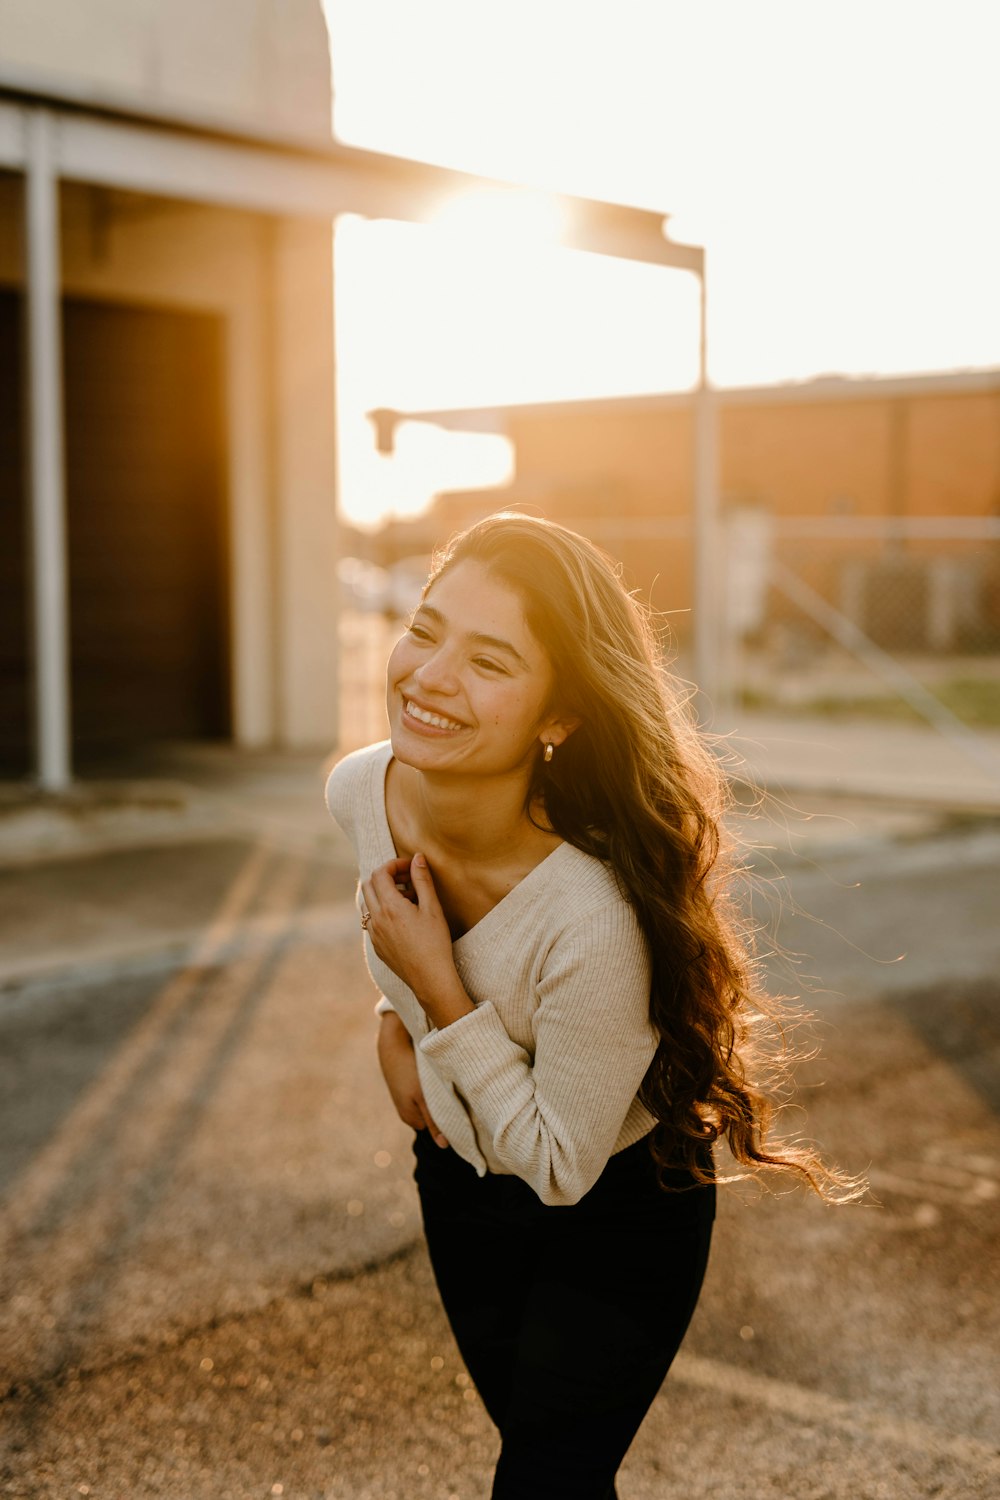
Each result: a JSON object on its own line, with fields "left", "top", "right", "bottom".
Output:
{"left": 0, "top": 729, "right": 998, "bottom": 1498}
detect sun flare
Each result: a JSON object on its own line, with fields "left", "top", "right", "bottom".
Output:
{"left": 326, "top": 0, "right": 1000, "bottom": 529}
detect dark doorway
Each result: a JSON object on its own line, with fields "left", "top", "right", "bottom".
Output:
{"left": 63, "top": 298, "right": 231, "bottom": 760}
{"left": 0, "top": 289, "right": 29, "bottom": 774}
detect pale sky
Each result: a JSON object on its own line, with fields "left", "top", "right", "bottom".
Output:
{"left": 322, "top": 0, "right": 1000, "bottom": 527}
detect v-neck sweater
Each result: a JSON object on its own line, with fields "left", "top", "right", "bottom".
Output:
{"left": 326, "top": 741, "right": 659, "bottom": 1206}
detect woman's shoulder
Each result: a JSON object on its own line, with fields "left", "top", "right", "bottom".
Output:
{"left": 533, "top": 845, "right": 651, "bottom": 991}
{"left": 543, "top": 842, "right": 639, "bottom": 929}
{"left": 324, "top": 740, "right": 392, "bottom": 831}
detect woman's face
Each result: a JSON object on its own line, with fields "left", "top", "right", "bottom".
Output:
{"left": 386, "top": 559, "right": 569, "bottom": 779}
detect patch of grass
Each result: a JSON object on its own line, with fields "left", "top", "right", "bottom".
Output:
{"left": 935, "top": 677, "right": 1000, "bottom": 726}
{"left": 741, "top": 677, "right": 1000, "bottom": 727}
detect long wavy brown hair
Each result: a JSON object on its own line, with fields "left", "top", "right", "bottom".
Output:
{"left": 428, "top": 511, "right": 860, "bottom": 1200}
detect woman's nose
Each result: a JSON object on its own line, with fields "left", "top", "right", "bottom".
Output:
{"left": 413, "top": 647, "right": 459, "bottom": 693}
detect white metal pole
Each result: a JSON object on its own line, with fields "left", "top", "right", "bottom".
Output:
{"left": 24, "top": 108, "right": 72, "bottom": 790}
{"left": 692, "top": 259, "right": 719, "bottom": 719}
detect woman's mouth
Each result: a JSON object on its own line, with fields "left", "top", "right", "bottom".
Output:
{"left": 403, "top": 699, "right": 465, "bottom": 733}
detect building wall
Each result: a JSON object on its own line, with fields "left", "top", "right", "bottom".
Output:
{"left": 0, "top": 4, "right": 346, "bottom": 769}
{"left": 0, "top": 0, "right": 332, "bottom": 143}
{"left": 511, "top": 404, "right": 692, "bottom": 513}
{"left": 0, "top": 173, "right": 340, "bottom": 752}
{"left": 505, "top": 385, "right": 1000, "bottom": 524}
{"left": 720, "top": 398, "right": 893, "bottom": 516}
{"left": 269, "top": 214, "right": 339, "bottom": 747}
{"left": 722, "top": 390, "right": 1000, "bottom": 518}
{"left": 907, "top": 393, "right": 1000, "bottom": 516}
{"left": 404, "top": 377, "right": 1000, "bottom": 632}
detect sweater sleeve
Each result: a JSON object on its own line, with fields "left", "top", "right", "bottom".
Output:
{"left": 325, "top": 745, "right": 398, "bottom": 1020}
{"left": 324, "top": 753, "right": 360, "bottom": 841}
{"left": 418, "top": 901, "right": 657, "bottom": 1206}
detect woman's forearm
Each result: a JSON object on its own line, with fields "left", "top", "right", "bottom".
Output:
{"left": 410, "top": 971, "right": 475, "bottom": 1032}
{"left": 377, "top": 1009, "right": 449, "bottom": 1144}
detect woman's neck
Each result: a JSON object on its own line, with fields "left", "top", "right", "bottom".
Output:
{"left": 393, "top": 760, "right": 551, "bottom": 866}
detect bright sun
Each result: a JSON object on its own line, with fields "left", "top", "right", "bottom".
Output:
{"left": 324, "top": 0, "right": 1000, "bottom": 528}
{"left": 333, "top": 212, "right": 701, "bottom": 527}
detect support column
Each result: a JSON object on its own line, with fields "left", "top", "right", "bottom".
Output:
{"left": 24, "top": 109, "right": 71, "bottom": 788}
{"left": 270, "top": 214, "right": 340, "bottom": 749}
{"left": 692, "top": 260, "right": 720, "bottom": 720}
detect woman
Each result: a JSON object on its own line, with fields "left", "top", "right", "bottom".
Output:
{"left": 326, "top": 512, "right": 853, "bottom": 1499}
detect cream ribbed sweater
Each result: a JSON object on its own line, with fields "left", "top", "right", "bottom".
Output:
{"left": 326, "top": 741, "right": 658, "bottom": 1206}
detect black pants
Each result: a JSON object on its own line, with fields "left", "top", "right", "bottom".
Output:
{"left": 413, "top": 1129, "right": 715, "bottom": 1500}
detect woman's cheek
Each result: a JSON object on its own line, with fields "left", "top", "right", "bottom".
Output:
{"left": 385, "top": 639, "right": 410, "bottom": 692}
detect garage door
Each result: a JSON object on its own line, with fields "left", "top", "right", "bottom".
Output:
{"left": 64, "top": 298, "right": 231, "bottom": 758}
{"left": 0, "top": 290, "right": 29, "bottom": 773}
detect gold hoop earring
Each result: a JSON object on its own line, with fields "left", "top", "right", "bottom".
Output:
{"left": 543, "top": 743, "right": 554, "bottom": 763}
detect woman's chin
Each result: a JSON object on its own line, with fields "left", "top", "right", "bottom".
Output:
{"left": 390, "top": 722, "right": 461, "bottom": 766}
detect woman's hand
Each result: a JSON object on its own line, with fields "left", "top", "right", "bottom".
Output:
{"left": 361, "top": 854, "right": 474, "bottom": 1028}
{"left": 377, "top": 1012, "right": 448, "bottom": 1147}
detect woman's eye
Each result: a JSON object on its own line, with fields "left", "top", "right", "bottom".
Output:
{"left": 408, "top": 623, "right": 433, "bottom": 642}
{"left": 473, "top": 656, "right": 507, "bottom": 674}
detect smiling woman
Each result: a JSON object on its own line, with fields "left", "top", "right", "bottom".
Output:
{"left": 386, "top": 563, "right": 576, "bottom": 789}
{"left": 325, "top": 511, "right": 860, "bottom": 1498}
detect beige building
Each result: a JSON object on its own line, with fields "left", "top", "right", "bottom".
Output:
{"left": 1, "top": 0, "right": 691, "bottom": 785}
{"left": 375, "top": 369, "right": 1000, "bottom": 648}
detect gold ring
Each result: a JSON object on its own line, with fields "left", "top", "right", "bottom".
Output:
{"left": 360, "top": 910, "right": 371, "bottom": 930}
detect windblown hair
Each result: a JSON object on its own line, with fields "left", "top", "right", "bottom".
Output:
{"left": 428, "top": 511, "right": 859, "bottom": 1199}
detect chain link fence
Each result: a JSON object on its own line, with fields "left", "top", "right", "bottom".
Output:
{"left": 726, "top": 515, "right": 1000, "bottom": 728}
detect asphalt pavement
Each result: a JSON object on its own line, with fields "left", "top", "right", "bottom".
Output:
{"left": 1, "top": 718, "right": 998, "bottom": 1499}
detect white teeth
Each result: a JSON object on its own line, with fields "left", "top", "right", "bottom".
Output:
{"left": 405, "top": 700, "right": 463, "bottom": 731}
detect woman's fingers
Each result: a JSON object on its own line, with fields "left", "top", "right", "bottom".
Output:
{"left": 405, "top": 852, "right": 440, "bottom": 909}
{"left": 369, "top": 857, "right": 412, "bottom": 895}
{"left": 368, "top": 854, "right": 439, "bottom": 911}
{"left": 396, "top": 1089, "right": 448, "bottom": 1148}
{"left": 364, "top": 855, "right": 463, "bottom": 1024}
{"left": 416, "top": 1090, "right": 449, "bottom": 1149}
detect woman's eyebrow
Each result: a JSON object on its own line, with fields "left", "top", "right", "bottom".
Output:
{"left": 416, "top": 604, "right": 531, "bottom": 671}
